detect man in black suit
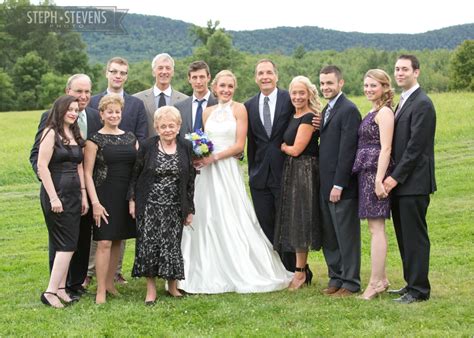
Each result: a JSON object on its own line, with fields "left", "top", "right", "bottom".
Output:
{"left": 86, "top": 56, "right": 148, "bottom": 286}
{"left": 384, "top": 55, "right": 436, "bottom": 304}
{"left": 88, "top": 57, "right": 148, "bottom": 142}
{"left": 30, "top": 74, "right": 101, "bottom": 297}
{"left": 174, "top": 60, "right": 217, "bottom": 136}
{"left": 319, "top": 66, "right": 361, "bottom": 297}
{"left": 244, "top": 59, "right": 296, "bottom": 272}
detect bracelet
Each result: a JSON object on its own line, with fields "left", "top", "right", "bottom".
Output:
{"left": 91, "top": 200, "right": 100, "bottom": 205}
{"left": 50, "top": 197, "right": 59, "bottom": 203}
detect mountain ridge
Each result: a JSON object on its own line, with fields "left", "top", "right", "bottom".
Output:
{"left": 81, "top": 14, "right": 474, "bottom": 62}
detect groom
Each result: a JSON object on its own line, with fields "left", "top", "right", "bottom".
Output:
{"left": 244, "top": 59, "right": 296, "bottom": 272}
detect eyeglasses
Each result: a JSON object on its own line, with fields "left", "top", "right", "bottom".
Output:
{"left": 108, "top": 70, "right": 128, "bottom": 77}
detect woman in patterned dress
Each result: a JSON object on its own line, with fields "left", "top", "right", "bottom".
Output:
{"left": 84, "top": 94, "right": 138, "bottom": 304}
{"left": 352, "top": 69, "right": 395, "bottom": 300}
{"left": 128, "top": 106, "right": 195, "bottom": 305}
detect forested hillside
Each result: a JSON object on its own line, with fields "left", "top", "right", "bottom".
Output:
{"left": 81, "top": 13, "right": 474, "bottom": 62}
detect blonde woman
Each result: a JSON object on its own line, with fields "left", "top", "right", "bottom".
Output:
{"left": 178, "top": 70, "right": 293, "bottom": 294}
{"left": 274, "top": 76, "right": 322, "bottom": 291}
{"left": 352, "top": 69, "right": 394, "bottom": 300}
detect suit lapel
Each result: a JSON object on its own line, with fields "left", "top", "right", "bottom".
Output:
{"left": 185, "top": 99, "right": 193, "bottom": 132}
{"left": 145, "top": 88, "right": 156, "bottom": 113}
{"left": 322, "top": 93, "right": 344, "bottom": 131}
{"left": 250, "top": 93, "right": 270, "bottom": 139}
{"left": 271, "top": 89, "right": 285, "bottom": 138}
{"left": 395, "top": 88, "right": 420, "bottom": 122}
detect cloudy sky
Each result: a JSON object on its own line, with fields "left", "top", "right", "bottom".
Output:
{"left": 43, "top": 0, "right": 472, "bottom": 34}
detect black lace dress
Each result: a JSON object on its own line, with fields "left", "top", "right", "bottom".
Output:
{"left": 89, "top": 132, "right": 137, "bottom": 240}
{"left": 129, "top": 136, "right": 196, "bottom": 280}
{"left": 274, "top": 113, "right": 321, "bottom": 253}
{"left": 40, "top": 143, "right": 83, "bottom": 251}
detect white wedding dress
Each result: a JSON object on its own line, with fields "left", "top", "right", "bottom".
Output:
{"left": 178, "top": 102, "right": 293, "bottom": 294}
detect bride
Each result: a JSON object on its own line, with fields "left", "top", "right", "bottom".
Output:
{"left": 178, "top": 70, "right": 293, "bottom": 293}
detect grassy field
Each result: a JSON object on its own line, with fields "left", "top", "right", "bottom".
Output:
{"left": 1, "top": 92, "right": 473, "bottom": 336}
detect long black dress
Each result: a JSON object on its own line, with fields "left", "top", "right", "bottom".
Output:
{"left": 274, "top": 113, "right": 321, "bottom": 252}
{"left": 128, "top": 136, "right": 196, "bottom": 280}
{"left": 89, "top": 132, "right": 137, "bottom": 240}
{"left": 40, "top": 143, "right": 83, "bottom": 251}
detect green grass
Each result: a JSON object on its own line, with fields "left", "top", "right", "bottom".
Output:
{"left": 1, "top": 92, "right": 473, "bottom": 336}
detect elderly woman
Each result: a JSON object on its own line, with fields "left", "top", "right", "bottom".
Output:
{"left": 274, "top": 76, "right": 322, "bottom": 291}
{"left": 128, "top": 106, "right": 196, "bottom": 305}
{"left": 38, "top": 95, "right": 88, "bottom": 308}
{"left": 352, "top": 69, "right": 394, "bottom": 300}
{"left": 84, "top": 94, "right": 138, "bottom": 304}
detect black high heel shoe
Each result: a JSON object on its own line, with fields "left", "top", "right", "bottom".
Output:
{"left": 289, "top": 265, "right": 312, "bottom": 291}
{"left": 58, "top": 287, "right": 79, "bottom": 306}
{"left": 304, "top": 264, "right": 313, "bottom": 286}
{"left": 40, "top": 292, "right": 63, "bottom": 308}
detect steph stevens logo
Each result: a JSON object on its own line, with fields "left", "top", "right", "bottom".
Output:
{"left": 26, "top": 10, "right": 107, "bottom": 25}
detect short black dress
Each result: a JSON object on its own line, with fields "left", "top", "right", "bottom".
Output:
{"left": 274, "top": 112, "right": 321, "bottom": 253}
{"left": 90, "top": 132, "right": 137, "bottom": 240}
{"left": 40, "top": 143, "right": 83, "bottom": 251}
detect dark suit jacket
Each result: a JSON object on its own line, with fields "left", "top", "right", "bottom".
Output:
{"left": 127, "top": 136, "right": 196, "bottom": 222}
{"left": 174, "top": 92, "right": 218, "bottom": 136}
{"left": 319, "top": 93, "right": 361, "bottom": 201}
{"left": 29, "top": 107, "right": 101, "bottom": 177}
{"left": 244, "top": 89, "right": 294, "bottom": 189}
{"left": 391, "top": 87, "right": 436, "bottom": 196}
{"left": 89, "top": 91, "right": 148, "bottom": 142}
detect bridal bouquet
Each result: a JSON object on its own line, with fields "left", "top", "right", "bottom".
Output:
{"left": 185, "top": 129, "right": 214, "bottom": 158}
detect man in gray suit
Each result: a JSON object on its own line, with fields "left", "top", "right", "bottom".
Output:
{"left": 134, "top": 53, "right": 188, "bottom": 137}
{"left": 174, "top": 60, "right": 217, "bottom": 136}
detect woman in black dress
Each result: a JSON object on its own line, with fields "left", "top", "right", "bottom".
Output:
{"left": 128, "top": 106, "right": 196, "bottom": 305}
{"left": 38, "top": 95, "right": 88, "bottom": 308}
{"left": 84, "top": 94, "right": 138, "bottom": 304}
{"left": 274, "top": 76, "right": 322, "bottom": 291}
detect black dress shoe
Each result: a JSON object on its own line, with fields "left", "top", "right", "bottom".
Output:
{"left": 57, "top": 288, "right": 80, "bottom": 305}
{"left": 67, "top": 286, "right": 87, "bottom": 297}
{"left": 393, "top": 293, "right": 426, "bottom": 304}
{"left": 145, "top": 300, "right": 156, "bottom": 306}
{"left": 388, "top": 287, "right": 408, "bottom": 296}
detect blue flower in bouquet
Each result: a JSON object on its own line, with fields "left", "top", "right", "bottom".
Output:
{"left": 185, "top": 130, "right": 214, "bottom": 157}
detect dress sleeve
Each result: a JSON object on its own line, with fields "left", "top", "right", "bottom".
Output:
{"left": 301, "top": 113, "right": 315, "bottom": 125}
{"left": 127, "top": 141, "right": 146, "bottom": 201}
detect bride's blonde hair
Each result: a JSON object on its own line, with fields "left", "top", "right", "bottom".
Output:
{"left": 211, "top": 70, "right": 238, "bottom": 95}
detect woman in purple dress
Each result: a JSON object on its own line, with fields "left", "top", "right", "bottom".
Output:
{"left": 352, "top": 69, "right": 394, "bottom": 300}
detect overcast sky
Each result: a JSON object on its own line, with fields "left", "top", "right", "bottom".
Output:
{"left": 42, "top": 0, "right": 472, "bottom": 34}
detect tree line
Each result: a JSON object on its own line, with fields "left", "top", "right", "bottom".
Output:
{"left": 1, "top": 2, "right": 472, "bottom": 112}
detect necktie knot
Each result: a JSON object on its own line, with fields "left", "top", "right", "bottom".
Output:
{"left": 157, "top": 92, "right": 166, "bottom": 108}
{"left": 264, "top": 96, "right": 269, "bottom": 104}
